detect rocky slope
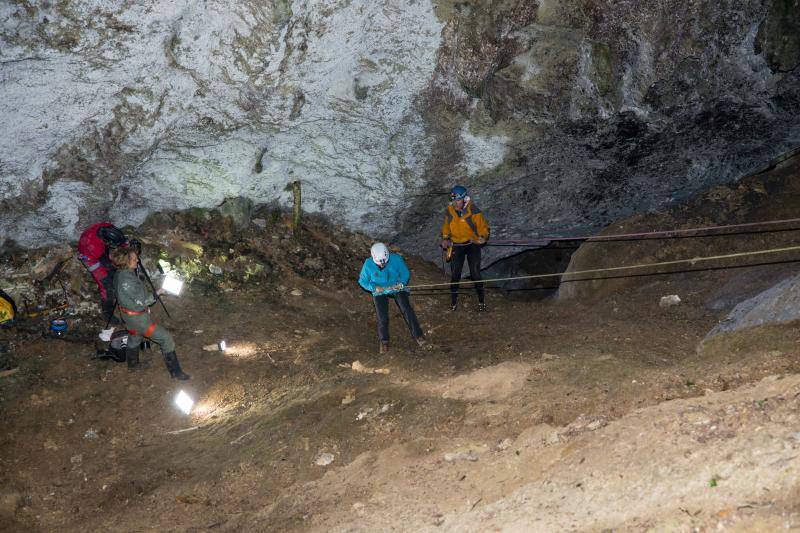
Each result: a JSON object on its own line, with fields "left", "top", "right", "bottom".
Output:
{"left": 2, "top": 0, "right": 799, "bottom": 263}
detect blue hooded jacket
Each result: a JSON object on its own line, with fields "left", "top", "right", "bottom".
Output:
{"left": 358, "top": 253, "right": 411, "bottom": 295}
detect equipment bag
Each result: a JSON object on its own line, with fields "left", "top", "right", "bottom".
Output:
{"left": 0, "top": 289, "right": 16, "bottom": 328}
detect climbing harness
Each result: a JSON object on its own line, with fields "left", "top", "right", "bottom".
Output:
{"left": 117, "top": 304, "right": 157, "bottom": 338}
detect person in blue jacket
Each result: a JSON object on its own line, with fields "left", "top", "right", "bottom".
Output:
{"left": 358, "top": 243, "right": 426, "bottom": 353}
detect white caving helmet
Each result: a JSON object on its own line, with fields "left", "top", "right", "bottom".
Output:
{"left": 371, "top": 242, "right": 390, "bottom": 267}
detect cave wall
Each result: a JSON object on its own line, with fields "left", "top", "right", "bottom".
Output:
{"left": 1, "top": 0, "right": 799, "bottom": 263}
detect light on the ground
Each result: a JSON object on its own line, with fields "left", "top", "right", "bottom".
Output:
{"left": 162, "top": 275, "right": 184, "bottom": 296}
{"left": 175, "top": 390, "right": 194, "bottom": 414}
{"left": 218, "top": 340, "right": 227, "bottom": 351}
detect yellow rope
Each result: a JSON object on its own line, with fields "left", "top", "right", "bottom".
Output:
{"left": 406, "top": 244, "right": 800, "bottom": 290}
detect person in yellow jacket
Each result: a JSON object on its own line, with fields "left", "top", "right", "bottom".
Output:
{"left": 440, "top": 185, "right": 489, "bottom": 312}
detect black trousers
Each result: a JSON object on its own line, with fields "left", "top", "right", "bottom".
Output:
{"left": 373, "top": 291, "right": 423, "bottom": 342}
{"left": 100, "top": 273, "right": 116, "bottom": 321}
{"left": 450, "top": 243, "right": 484, "bottom": 305}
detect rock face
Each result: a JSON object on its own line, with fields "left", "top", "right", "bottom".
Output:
{"left": 2, "top": 1, "right": 799, "bottom": 262}
{"left": 707, "top": 272, "right": 800, "bottom": 337}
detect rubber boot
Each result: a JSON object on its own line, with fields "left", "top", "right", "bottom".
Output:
{"left": 126, "top": 346, "right": 150, "bottom": 371}
{"left": 379, "top": 341, "right": 390, "bottom": 354}
{"left": 163, "top": 351, "right": 190, "bottom": 380}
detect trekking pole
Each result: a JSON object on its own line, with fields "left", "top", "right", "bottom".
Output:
{"left": 137, "top": 260, "right": 171, "bottom": 318}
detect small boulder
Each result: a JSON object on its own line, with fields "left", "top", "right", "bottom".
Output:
{"left": 659, "top": 295, "right": 681, "bottom": 308}
{"left": 315, "top": 452, "right": 335, "bottom": 466}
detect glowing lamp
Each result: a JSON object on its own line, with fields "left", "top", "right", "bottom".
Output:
{"left": 162, "top": 275, "right": 184, "bottom": 296}
{"left": 175, "top": 390, "right": 194, "bottom": 414}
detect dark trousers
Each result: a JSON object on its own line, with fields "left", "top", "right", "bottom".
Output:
{"left": 450, "top": 243, "right": 484, "bottom": 305}
{"left": 373, "top": 291, "right": 423, "bottom": 342}
{"left": 100, "top": 274, "right": 116, "bottom": 321}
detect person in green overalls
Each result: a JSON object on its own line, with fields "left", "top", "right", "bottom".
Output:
{"left": 109, "top": 247, "right": 190, "bottom": 380}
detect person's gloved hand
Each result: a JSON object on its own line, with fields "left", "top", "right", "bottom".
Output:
{"left": 441, "top": 239, "right": 452, "bottom": 250}
{"left": 476, "top": 237, "right": 487, "bottom": 245}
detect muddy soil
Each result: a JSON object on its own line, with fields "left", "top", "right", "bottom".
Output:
{"left": 3, "top": 231, "right": 800, "bottom": 532}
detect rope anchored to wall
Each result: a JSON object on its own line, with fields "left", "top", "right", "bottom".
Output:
{"left": 486, "top": 217, "right": 800, "bottom": 247}
{"left": 406, "top": 244, "right": 800, "bottom": 290}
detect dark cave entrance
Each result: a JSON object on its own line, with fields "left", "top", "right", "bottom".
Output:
{"left": 479, "top": 242, "right": 579, "bottom": 301}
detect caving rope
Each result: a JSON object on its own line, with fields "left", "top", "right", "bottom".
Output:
{"left": 486, "top": 217, "right": 800, "bottom": 247}
{"left": 406, "top": 244, "right": 800, "bottom": 291}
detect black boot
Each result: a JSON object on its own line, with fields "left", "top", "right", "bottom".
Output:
{"left": 126, "top": 346, "right": 150, "bottom": 371}
{"left": 163, "top": 351, "right": 190, "bottom": 380}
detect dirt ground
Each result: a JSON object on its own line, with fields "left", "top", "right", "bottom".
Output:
{"left": 3, "top": 230, "right": 800, "bottom": 532}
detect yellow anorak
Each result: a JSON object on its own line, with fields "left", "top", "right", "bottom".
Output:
{"left": 441, "top": 201, "right": 489, "bottom": 244}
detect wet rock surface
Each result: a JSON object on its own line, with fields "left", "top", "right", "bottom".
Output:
{"left": 1, "top": 1, "right": 799, "bottom": 265}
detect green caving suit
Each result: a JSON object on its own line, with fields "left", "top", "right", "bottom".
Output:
{"left": 113, "top": 268, "right": 175, "bottom": 353}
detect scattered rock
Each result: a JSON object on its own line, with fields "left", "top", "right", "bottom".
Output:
{"left": 209, "top": 264, "right": 223, "bottom": 275}
{"left": 348, "top": 360, "right": 390, "bottom": 375}
{"left": 251, "top": 218, "right": 267, "bottom": 229}
{"left": 659, "top": 294, "right": 682, "bottom": 308}
{"left": 290, "top": 288, "right": 303, "bottom": 296}
{"left": 217, "top": 196, "right": 253, "bottom": 229}
{"left": 342, "top": 390, "right": 356, "bottom": 405}
{"left": 443, "top": 451, "right": 479, "bottom": 462}
{"left": 355, "top": 409, "right": 373, "bottom": 421}
{"left": 541, "top": 353, "right": 559, "bottom": 361}
{"left": 496, "top": 438, "right": 513, "bottom": 451}
{"left": 70, "top": 454, "right": 83, "bottom": 465}
{"left": 315, "top": 452, "right": 335, "bottom": 466}
{"left": 83, "top": 429, "right": 98, "bottom": 440}
{"left": 43, "top": 438, "right": 58, "bottom": 450}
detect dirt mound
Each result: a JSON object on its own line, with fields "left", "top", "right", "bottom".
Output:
{"left": 291, "top": 374, "right": 800, "bottom": 532}
{"left": 443, "top": 374, "right": 800, "bottom": 532}
{"left": 416, "top": 361, "right": 533, "bottom": 401}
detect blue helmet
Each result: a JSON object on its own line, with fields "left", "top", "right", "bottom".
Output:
{"left": 450, "top": 185, "right": 468, "bottom": 201}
